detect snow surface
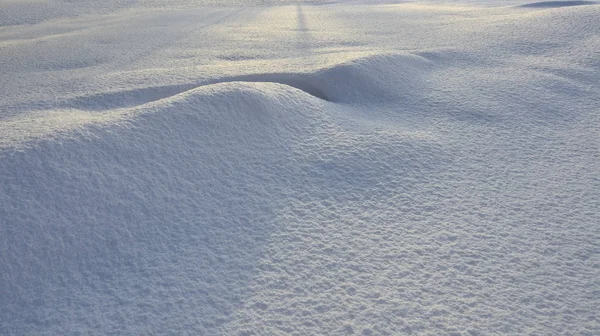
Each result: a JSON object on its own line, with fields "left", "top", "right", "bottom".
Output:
{"left": 1, "top": 1, "right": 599, "bottom": 335}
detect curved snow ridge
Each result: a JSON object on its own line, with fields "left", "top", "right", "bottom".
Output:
{"left": 226, "top": 52, "right": 432, "bottom": 105}
{"left": 0, "top": 75, "right": 444, "bottom": 336}
{"left": 43, "top": 52, "right": 431, "bottom": 112}
{"left": 311, "top": 53, "right": 432, "bottom": 104}
{"left": 0, "top": 82, "right": 335, "bottom": 335}
{"left": 518, "top": 1, "right": 598, "bottom": 8}
{"left": 0, "top": 53, "right": 433, "bottom": 149}
{"left": 51, "top": 74, "right": 326, "bottom": 113}
{"left": 0, "top": 81, "right": 328, "bottom": 151}
{"left": 142, "top": 81, "right": 329, "bottom": 140}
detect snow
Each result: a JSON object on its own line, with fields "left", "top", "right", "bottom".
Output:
{"left": 1, "top": 1, "right": 599, "bottom": 335}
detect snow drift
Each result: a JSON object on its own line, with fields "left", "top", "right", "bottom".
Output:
{"left": 0, "top": 82, "right": 329, "bottom": 335}
{"left": 1, "top": 1, "right": 599, "bottom": 335}
{"left": 0, "top": 53, "right": 431, "bottom": 149}
{"left": 1, "top": 63, "right": 444, "bottom": 334}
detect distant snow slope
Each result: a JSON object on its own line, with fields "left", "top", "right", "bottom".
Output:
{"left": 1, "top": 1, "right": 599, "bottom": 335}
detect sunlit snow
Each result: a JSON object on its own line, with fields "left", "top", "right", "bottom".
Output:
{"left": 1, "top": 0, "right": 599, "bottom": 335}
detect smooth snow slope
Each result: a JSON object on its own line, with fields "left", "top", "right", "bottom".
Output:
{"left": 1, "top": 1, "right": 600, "bottom": 335}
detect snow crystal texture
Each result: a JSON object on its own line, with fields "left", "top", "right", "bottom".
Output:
{"left": 1, "top": 1, "right": 599, "bottom": 335}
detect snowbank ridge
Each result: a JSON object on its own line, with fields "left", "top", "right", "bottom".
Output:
{"left": 0, "top": 51, "right": 444, "bottom": 334}
{"left": 43, "top": 53, "right": 428, "bottom": 110}
{"left": 0, "top": 81, "right": 327, "bottom": 335}
{"left": 0, "top": 53, "right": 431, "bottom": 149}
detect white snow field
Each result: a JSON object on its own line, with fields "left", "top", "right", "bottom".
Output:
{"left": 1, "top": 0, "right": 599, "bottom": 335}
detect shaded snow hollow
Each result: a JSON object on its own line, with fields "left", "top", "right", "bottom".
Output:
{"left": 1, "top": 1, "right": 600, "bottom": 335}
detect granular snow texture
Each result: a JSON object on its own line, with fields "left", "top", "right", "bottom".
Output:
{"left": 1, "top": 1, "right": 599, "bottom": 335}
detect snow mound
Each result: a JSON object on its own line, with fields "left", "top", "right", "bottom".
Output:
{"left": 0, "top": 82, "right": 325, "bottom": 335}
{"left": 0, "top": 74, "right": 442, "bottom": 334}
{"left": 50, "top": 73, "right": 328, "bottom": 113}
{"left": 38, "top": 53, "right": 428, "bottom": 110}
{"left": 1, "top": 53, "right": 431, "bottom": 149}
{"left": 311, "top": 53, "right": 431, "bottom": 104}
